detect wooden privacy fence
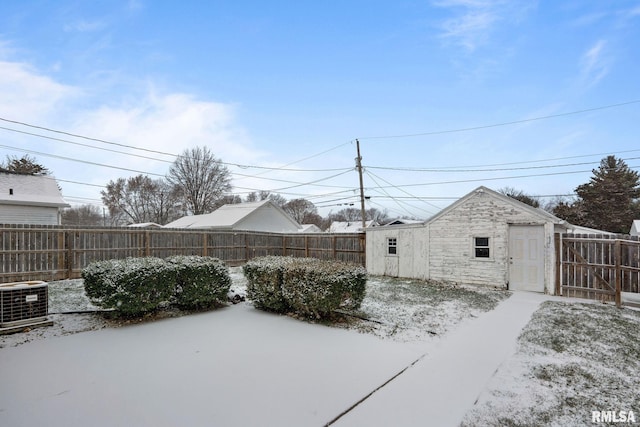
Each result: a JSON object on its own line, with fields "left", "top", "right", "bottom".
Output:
{"left": 0, "top": 224, "right": 366, "bottom": 283}
{"left": 556, "top": 233, "right": 640, "bottom": 307}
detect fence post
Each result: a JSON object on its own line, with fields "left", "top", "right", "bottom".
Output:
{"left": 66, "top": 231, "right": 74, "bottom": 279}
{"left": 555, "top": 234, "right": 561, "bottom": 296}
{"left": 304, "top": 235, "right": 309, "bottom": 258}
{"left": 202, "top": 232, "right": 208, "bottom": 257}
{"left": 145, "top": 230, "right": 151, "bottom": 257}
{"left": 615, "top": 239, "right": 622, "bottom": 307}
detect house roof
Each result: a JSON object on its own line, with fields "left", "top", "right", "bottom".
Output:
{"left": 0, "top": 171, "right": 69, "bottom": 208}
{"left": 328, "top": 220, "right": 378, "bottom": 233}
{"left": 163, "top": 200, "right": 300, "bottom": 230}
{"left": 299, "top": 224, "right": 322, "bottom": 233}
{"left": 384, "top": 218, "right": 424, "bottom": 226}
{"left": 630, "top": 220, "right": 640, "bottom": 236}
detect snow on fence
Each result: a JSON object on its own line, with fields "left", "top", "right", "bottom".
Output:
{"left": 556, "top": 233, "right": 640, "bottom": 307}
{"left": 0, "top": 224, "right": 365, "bottom": 283}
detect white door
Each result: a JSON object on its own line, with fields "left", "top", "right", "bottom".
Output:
{"left": 508, "top": 225, "right": 545, "bottom": 292}
{"left": 384, "top": 256, "right": 399, "bottom": 277}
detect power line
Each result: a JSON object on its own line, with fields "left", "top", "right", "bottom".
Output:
{"left": 0, "top": 143, "right": 166, "bottom": 177}
{"left": 366, "top": 156, "right": 640, "bottom": 173}
{"left": 0, "top": 116, "right": 356, "bottom": 175}
{"left": 357, "top": 99, "right": 640, "bottom": 140}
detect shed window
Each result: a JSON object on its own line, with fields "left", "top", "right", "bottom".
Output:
{"left": 474, "top": 237, "right": 490, "bottom": 258}
{"left": 387, "top": 238, "right": 397, "bottom": 255}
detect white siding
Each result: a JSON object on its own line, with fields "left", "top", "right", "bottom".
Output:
{"left": 0, "top": 204, "right": 61, "bottom": 225}
{"left": 366, "top": 188, "right": 559, "bottom": 294}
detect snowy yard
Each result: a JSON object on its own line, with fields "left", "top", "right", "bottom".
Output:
{"left": 462, "top": 301, "right": 640, "bottom": 427}
{"left": 1, "top": 268, "right": 639, "bottom": 426}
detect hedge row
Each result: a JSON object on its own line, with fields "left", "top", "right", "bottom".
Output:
{"left": 82, "top": 256, "right": 231, "bottom": 316}
{"left": 243, "top": 256, "right": 367, "bottom": 319}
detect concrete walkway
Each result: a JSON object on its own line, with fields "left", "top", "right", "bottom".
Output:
{"left": 333, "top": 291, "right": 550, "bottom": 427}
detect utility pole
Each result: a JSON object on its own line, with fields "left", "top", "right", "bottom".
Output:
{"left": 355, "top": 139, "right": 366, "bottom": 230}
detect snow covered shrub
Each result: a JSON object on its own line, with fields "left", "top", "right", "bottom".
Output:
{"left": 166, "top": 256, "right": 231, "bottom": 309}
{"left": 242, "top": 256, "right": 292, "bottom": 313}
{"left": 82, "top": 257, "right": 178, "bottom": 316}
{"left": 243, "top": 256, "right": 367, "bottom": 318}
{"left": 281, "top": 258, "right": 367, "bottom": 319}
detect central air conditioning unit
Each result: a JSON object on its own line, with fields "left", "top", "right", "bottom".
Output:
{"left": 0, "top": 281, "right": 48, "bottom": 328}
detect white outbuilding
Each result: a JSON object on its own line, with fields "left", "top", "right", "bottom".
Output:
{"left": 366, "top": 186, "right": 569, "bottom": 294}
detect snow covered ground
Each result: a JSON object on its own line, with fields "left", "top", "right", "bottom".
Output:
{"left": 1, "top": 268, "right": 638, "bottom": 426}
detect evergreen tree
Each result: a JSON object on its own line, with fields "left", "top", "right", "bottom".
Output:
{"left": 573, "top": 155, "right": 640, "bottom": 233}
{"left": 1, "top": 154, "right": 50, "bottom": 175}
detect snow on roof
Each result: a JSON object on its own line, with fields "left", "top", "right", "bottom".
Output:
{"left": 0, "top": 171, "right": 69, "bottom": 208}
{"left": 299, "top": 224, "right": 322, "bottom": 233}
{"left": 164, "top": 200, "right": 300, "bottom": 230}
{"left": 384, "top": 219, "right": 424, "bottom": 226}
{"left": 127, "top": 222, "right": 162, "bottom": 228}
{"left": 328, "top": 220, "right": 378, "bottom": 233}
{"left": 565, "top": 224, "right": 616, "bottom": 235}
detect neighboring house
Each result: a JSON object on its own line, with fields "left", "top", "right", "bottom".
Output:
{"left": 366, "top": 186, "right": 570, "bottom": 294}
{"left": 630, "top": 220, "right": 640, "bottom": 236}
{"left": 163, "top": 200, "right": 301, "bottom": 233}
{"left": 127, "top": 222, "right": 162, "bottom": 228}
{"left": 328, "top": 220, "right": 378, "bottom": 233}
{"left": 383, "top": 218, "right": 424, "bottom": 226}
{"left": 299, "top": 224, "right": 322, "bottom": 233}
{"left": 0, "top": 171, "right": 69, "bottom": 225}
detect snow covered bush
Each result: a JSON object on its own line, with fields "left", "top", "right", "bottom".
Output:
{"left": 242, "top": 256, "right": 291, "bottom": 312}
{"left": 82, "top": 257, "right": 178, "bottom": 316}
{"left": 166, "top": 255, "right": 231, "bottom": 309}
{"left": 281, "top": 258, "right": 367, "bottom": 318}
{"left": 243, "top": 256, "right": 367, "bottom": 319}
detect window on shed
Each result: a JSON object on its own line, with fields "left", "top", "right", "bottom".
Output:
{"left": 387, "top": 238, "right": 397, "bottom": 255}
{"left": 474, "top": 237, "right": 490, "bottom": 258}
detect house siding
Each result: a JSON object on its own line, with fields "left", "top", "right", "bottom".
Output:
{"left": 0, "top": 204, "right": 61, "bottom": 225}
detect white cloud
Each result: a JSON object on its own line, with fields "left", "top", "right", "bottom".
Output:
{"left": 432, "top": 0, "right": 532, "bottom": 51}
{"left": 433, "top": 0, "right": 505, "bottom": 51}
{"left": 0, "top": 60, "right": 78, "bottom": 120}
{"left": 0, "top": 53, "right": 261, "bottom": 205}
{"left": 579, "top": 39, "right": 609, "bottom": 88}
{"left": 63, "top": 20, "right": 107, "bottom": 33}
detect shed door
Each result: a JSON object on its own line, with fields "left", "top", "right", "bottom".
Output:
{"left": 508, "top": 225, "right": 545, "bottom": 292}
{"left": 384, "top": 256, "right": 399, "bottom": 277}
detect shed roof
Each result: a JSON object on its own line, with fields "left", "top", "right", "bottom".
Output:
{"left": 0, "top": 171, "right": 69, "bottom": 208}
{"left": 425, "top": 186, "right": 566, "bottom": 226}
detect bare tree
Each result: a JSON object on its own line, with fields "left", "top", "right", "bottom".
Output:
{"left": 268, "top": 193, "right": 288, "bottom": 207}
{"left": 283, "top": 198, "right": 318, "bottom": 224}
{"left": 101, "top": 175, "right": 181, "bottom": 225}
{"left": 167, "top": 147, "right": 232, "bottom": 215}
{"left": 498, "top": 186, "right": 540, "bottom": 208}
{"left": 245, "top": 191, "right": 272, "bottom": 202}
{"left": 61, "top": 205, "right": 104, "bottom": 226}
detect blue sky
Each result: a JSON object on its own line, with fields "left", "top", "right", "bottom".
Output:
{"left": 1, "top": 1, "right": 639, "bottom": 219}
